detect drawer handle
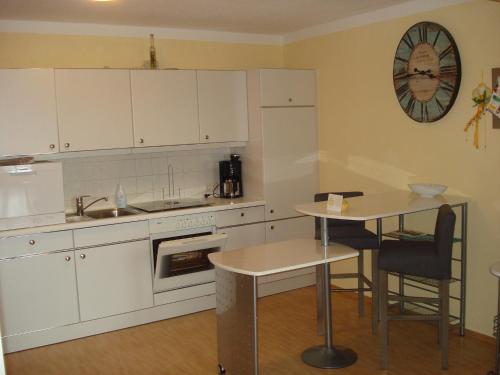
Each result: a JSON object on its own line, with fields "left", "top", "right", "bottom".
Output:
{"left": 80, "top": 254, "right": 86, "bottom": 260}
{"left": 288, "top": 98, "right": 293, "bottom": 102}
{"left": 64, "top": 142, "right": 70, "bottom": 148}
{"left": 29, "top": 240, "right": 35, "bottom": 245}
{"left": 205, "top": 135, "right": 209, "bottom": 140}
{"left": 240, "top": 212, "right": 245, "bottom": 217}
{"left": 49, "top": 144, "right": 55, "bottom": 149}
{"left": 270, "top": 209, "right": 274, "bottom": 214}
{"left": 65, "top": 256, "right": 71, "bottom": 262}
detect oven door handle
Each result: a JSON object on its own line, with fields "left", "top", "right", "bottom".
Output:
{"left": 157, "top": 233, "right": 228, "bottom": 255}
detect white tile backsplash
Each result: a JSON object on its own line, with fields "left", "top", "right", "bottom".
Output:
{"left": 60, "top": 148, "right": 229, "bottom": 212}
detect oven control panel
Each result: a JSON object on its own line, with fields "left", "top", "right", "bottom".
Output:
{"left": 149, "top": 213, "right": 216, "bottom": 234}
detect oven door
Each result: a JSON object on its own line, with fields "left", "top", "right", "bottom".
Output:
{"left": 153, "top": 233, "right": 227, "bottom": 293}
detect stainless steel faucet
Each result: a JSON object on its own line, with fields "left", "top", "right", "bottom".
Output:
{"left": 76, "top": 195, "right": 108, "bottom": 216}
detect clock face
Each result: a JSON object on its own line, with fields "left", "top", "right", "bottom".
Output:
{"left": 393, "top": 22, "right": 461, "bottom": 123}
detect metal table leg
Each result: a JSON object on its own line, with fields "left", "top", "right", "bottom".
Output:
{"left": 302, "top": 217, "right": 357, "bottom": 369}
{"left": 371, "top": 218, "right": 382, "bottom": 335}
{"left": 398, "top": 214, "right": 405, "bottom": 313}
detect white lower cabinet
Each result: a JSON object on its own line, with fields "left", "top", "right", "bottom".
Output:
{"left": 219, "top": 222, "right": 266, "bottom": 252}
{"left": 0, "top": 251, "right": 79, "bottom": 336}
{"left": 261, "top": 216, "right": 316, "bottom": 284}
{"left": 75, "top": 240, "right": 154, "bottom": 321}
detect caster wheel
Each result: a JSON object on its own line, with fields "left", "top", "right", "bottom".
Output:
{"left": 218, "top": 364, "right": 226, "bottom": 374}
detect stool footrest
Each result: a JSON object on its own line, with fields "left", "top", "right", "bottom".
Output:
{"left": 388, "top": 314, "right": 441, "bottom": 321}
{"left": 388, "top": 295, "right": 440, "bottom": 304}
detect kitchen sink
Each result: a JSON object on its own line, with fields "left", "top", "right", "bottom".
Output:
{"left": 84, "top": 208, "right": 138, "bottom": 219}
{"left": 65, "top": 215, "right": 93, "bottom": 223}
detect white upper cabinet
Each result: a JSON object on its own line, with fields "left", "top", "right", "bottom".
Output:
{"left": 55, "top": 69, "right": 134, "bottom": 152}
{"left": 130, "top": 70, "right": 199, "bottom": 147}
{"left": 197, "top": 70, "right": 248, "bottom": 143}
{"left": 260, "top": 69, "right": 316, "bottom": 107}
{"left": 0, "top": 69, "right": 59, "bottom": 156}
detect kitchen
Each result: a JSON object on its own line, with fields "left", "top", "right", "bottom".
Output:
{"left": 0, "top": 0, "right": 499, "bottom": 374}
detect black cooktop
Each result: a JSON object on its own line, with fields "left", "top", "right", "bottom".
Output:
{"left": 129, "top": 198, "right": 211, "bottom": 213}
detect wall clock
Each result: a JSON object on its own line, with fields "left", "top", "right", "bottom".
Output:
{"left": 393, "top": 22, "right": 461, "bottom": 123}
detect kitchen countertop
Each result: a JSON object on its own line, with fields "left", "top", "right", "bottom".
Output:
{"left": 0, "top": 196, "right": 266, "bottom": 238}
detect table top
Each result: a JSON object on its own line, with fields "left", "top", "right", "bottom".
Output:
{"left": 490, "top": 261, "right": 500, "bottom": 278}
{"left": 208, "top": 239, "right": 359, "bottom": 276}
{"left": 295, "top": 190, "right": 467, "bottom": 221}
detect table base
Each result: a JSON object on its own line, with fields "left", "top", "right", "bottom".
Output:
{"left": 302, "top": 345, "right": 357, "bottom": 369}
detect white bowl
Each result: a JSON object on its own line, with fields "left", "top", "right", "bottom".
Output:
{"left": 408, "top": 183, "right": 447, "bottom": 198}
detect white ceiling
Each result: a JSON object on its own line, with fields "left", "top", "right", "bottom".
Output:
{"left": 0, "top": 0, "right": 417, "bottom": 35}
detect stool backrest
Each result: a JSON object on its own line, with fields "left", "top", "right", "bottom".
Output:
{"left": 434, "top": 204, "right": 456, "bottom": 279}
{"left": 314, "top": 192, "right": 365, "bottom": 240}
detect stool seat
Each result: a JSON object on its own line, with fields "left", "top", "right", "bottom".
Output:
{"left": 379, "top": 239, "right": 449, "bottom": 280}
{"left": 330, "top": 227, "right": 379, "bottom": 250}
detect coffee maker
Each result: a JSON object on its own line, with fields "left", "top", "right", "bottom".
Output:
{"left": 219, "top": 154, "right": 243, "bottom": 198}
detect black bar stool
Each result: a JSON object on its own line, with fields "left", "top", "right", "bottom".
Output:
{"left": 378, "top": 204, "right": 456, "bottom": 370}
{"left": 314, "top": 192, "right": 379, "bottom": 317}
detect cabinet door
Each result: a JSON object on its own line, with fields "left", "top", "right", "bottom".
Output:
{"left": 75, "top": 240, "right": 153, "bottom": 321}
{"left": 262, "top": 107, "right": 318, "bottom": 220}
{"left": 260, "top": 69, "right": 316, "bottom": 107}
{"left": 131, "top": 70, "right": 199, "bottom": 147}
{"left": 219, "top": 223, "right": 265, "bottom": 252}
{"left": 0, "top": 69, "right": 59, "bottom": 156}
{"left": 262, "top": 216, "right": 315, "bottom": 283}
{"left": 197, "top": 70, "right": 248, "bottom": 143}
{"left": 0, "top": 251, "right": 79, "bottom": 336}
{"left": 55, "top": 69, "right": 134, "bottom": 152}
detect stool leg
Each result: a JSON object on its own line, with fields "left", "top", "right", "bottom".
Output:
{"left": 439, "top": 279, "right": 450, "bottom": 370}
{"left": 371, "top": 249, "right": 380, "bottom": 335}
{"left": 379, "top": 269, "right": 389, "bottom": 369}
{"left": 358, "top": 251, "right": 365, "bottom": 317}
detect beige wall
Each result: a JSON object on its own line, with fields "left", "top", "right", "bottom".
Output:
{"left": 0, "top": 33, "right": 283, "bottom": 69}
{"left": 285, "top": 0, "right": 500, "bottom": 336}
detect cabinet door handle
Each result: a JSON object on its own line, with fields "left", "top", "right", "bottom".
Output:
{"left": 65, "top": 256, "right": 71, "bottom": 262}
{"left": 49, "top": 144, "right": 55, "bottom": 149}
{"left": 139, "top": 138, "right": 144, "bottom": 144}
{"left": 80, "top": 254, "right": 86, "bottom": 260}
{"left": 270, "top": 209, "right": 274, "bottom": 214}
{"left": 240, "top": 212, "right": 245, "bottom": 217}
{"left": 270, "top": 225, "right": 275, "bottom": 230}
{"left": 64, "top": 143, "right": 70, "bottom": 148}
{"left": 29, "top": 240, "right": 35, "bottom": 245}
{"left": 288, "top": 97, "right": 293, "bottom": 103}
{"left": 205, "top": 135, "right": 209, "bottom": 140}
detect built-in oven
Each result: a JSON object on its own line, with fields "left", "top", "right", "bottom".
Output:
{"left": 149, "top": 213, "right": 227, "bottom": 295}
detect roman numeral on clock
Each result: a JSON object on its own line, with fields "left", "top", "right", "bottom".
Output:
{"left": 439, "top": 80, "right": 455, "bottom": 93}
{"left": 405, "top": 96, "right": 416, "bottom": 115}
{"left": 396, "top": 82, "right": 410, "bottom": 99}
{"left": 402, "top": 33, "right": 415, "bottom": 49}
{"left": 432, "top": 29, "right": 441, "bottom": 47}
{"left": 419, "top": 24, "right": 428, "bottom": 43}
{"left": 435, "top": 97, "right": 445, "bottom": 112}
{"left": 440, "top": 65, "right": 457, "bottom": 75}
{"left": 439, "top": 45, "right": 453, "bottom": 61}
{"left": 393, "top": 70, "right": 408, "bottom": 80}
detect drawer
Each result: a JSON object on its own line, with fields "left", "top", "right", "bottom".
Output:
{"left": 0, "top": 230, "right": 74, "bottom": 259}
{"left": 215, "top": 206, "right": 265, "bottom": 228}
{"left": 74, "top": 221, "right": 149, "bottom": 248}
